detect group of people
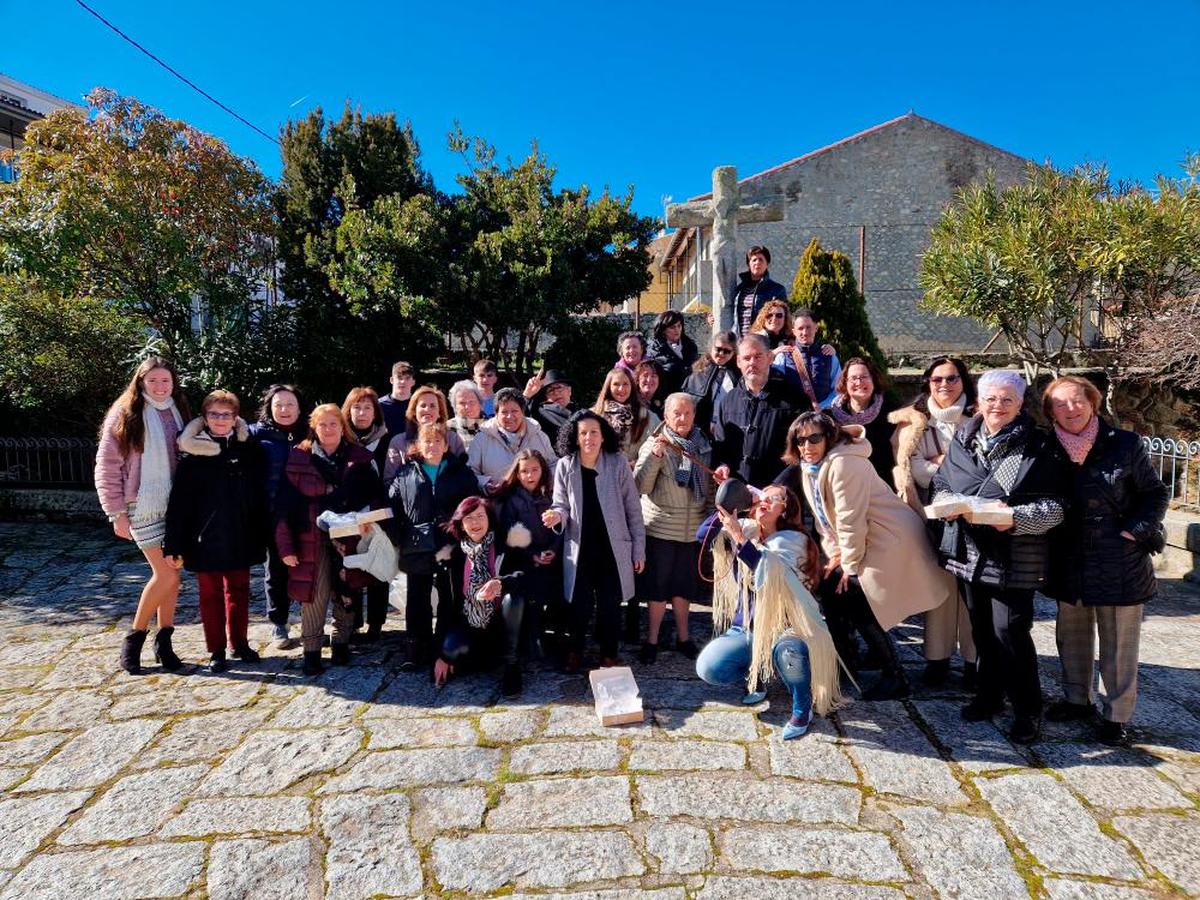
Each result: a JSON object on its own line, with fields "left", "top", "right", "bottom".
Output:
{"left": 94, "top": 243, "right": 1169, "bottom": 747}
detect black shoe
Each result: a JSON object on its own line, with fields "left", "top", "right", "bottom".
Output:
{"left": 922, "top": 658, "right": 951, "bottom": 686}
{"left": 399, "top": 638, "right": 426, "bottom": 672}
{"left": 330, "top": 643, "right": 351, "bottom": 666}
{"left": 206, "top": 651, "right": 228, "bottom": 674}
{"left": 961, "top": 697, "right": 1005, "bottom": 721}
{"left": 675, "top": 639, "right": 699, "bottom": 661}
{"left": 1009, "top": 715, "right": 1042, "bottom": 745}
{"left": 1045, "top": 700, "right": 1095, "bottom": 722}
{"left": 861, "top": 674, "right": 912, "bottom": 701}
{"left": 638, "top": 642, "right": 658, "bottom": 665}
{"left": 120, "top": 629, "right": 148, "bottom": 675}
{"left": 302, "top": 650, "right": 324, "bottom": 677}
{"left": 962, "top": 660, "right": 977, "bottom": 691}
{"left": 232, "top": 644, "right": 261, "bottom": 663}
{"left": 153, "top": 627, "right": 185, "bottom": 672}
{"left": 500, "top": 664, "right": 523, "bottom": 697}
{"left": 358, "top": 624, "right": 382, "bottom": 644}
{"left": 1096, "top": 718, "right": 1129, "bottom": 746}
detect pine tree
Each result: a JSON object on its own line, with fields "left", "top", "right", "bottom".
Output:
{"left": 791, "top": 238, "right": 887, "bottom": 372}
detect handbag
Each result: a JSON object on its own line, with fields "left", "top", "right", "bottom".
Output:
{"left": 400, "top": 522, "right": 438, "bottom": 557}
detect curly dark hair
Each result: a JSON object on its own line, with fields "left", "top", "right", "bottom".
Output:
{"left": 555, "top": 409, "right": 621, "bottom": 458}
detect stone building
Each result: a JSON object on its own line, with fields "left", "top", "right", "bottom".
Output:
{"left": 643, "top": 113, "right": 1031, "bottom": 351}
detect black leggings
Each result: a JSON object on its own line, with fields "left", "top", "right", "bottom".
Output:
{"left": 816, "top": 569, "right": 904, "bottom": 679}
{"left": 441, "top": 594, "right": 525, "bottom": 667}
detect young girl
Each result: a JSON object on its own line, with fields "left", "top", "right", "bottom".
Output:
{"left": 592, "top": 368, "right": 660, "bottom": 466}
{"left": 495, "top": 450, "right": 563, "bottom": 653}
{"left": 95, "top": 356, "right": 192, "bottom": 675}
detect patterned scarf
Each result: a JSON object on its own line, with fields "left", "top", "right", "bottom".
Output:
{"left": 135, "top": 393, "right": 183, "bottom": 522}
{"left": 602, "top": 401, "right": 635, "bottom": 441}
{"left": 829, "top": 392, "right": 883, "bottom": 426}
{"left": 461, "top": 531, "right": 497, "bottom": 629}
{"left": 1054, "top": 414, "right": 1100, "bottom": 465}
{"left": 973, "top": 417, "right": 1029, "bottom": 493}
{"left": 664, "top": 426, "right": 706, "bottom": 503}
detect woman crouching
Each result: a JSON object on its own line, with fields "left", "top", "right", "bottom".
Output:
{"left": 696, "top": 485, "right": 844, "bottom": 740}
{"left": 433, "top": 497, "right": 526, "bottom": 697}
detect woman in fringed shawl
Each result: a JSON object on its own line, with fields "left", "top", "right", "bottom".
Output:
{"left": 695, "top": 484, "right": 845, "bottom": 740}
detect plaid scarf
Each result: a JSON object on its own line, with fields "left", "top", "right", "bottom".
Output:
{"left": 664, "top": 426, "right": 706, "bottom": 503}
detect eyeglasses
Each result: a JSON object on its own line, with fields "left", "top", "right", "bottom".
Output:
{"left": 981, "top": 396, "right": 1018, "bottom": 407}
{"left": 205, "top": 411, "right": 235, "bottom": 420}
{"left": 793, "top": 433, "right": 825, "bottom": 446}
{"left": 847, "top": 376, "right": 873, "bottom": 383}
{"left": 929, "top": 375, "right": 961, "bottom": 385}
{"left": 759, "top": 495, "right": 786, "bottom": 506}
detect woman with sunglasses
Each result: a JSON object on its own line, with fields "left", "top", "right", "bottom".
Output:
{"left": 683, "top": 331, "right": 740, "bottom": 435}
{"left": 696, "top": 484, "right": 843, "bottom": 739}
{"left": 749, "top": 299, "right": 794, "bottom": 352}
{"left": 929, "top": 370, "right": 1067, "bottom": 744}
{"left": 785, "top": 411, "right": 950, "bottom": 700}
{"left": 889, "top": 357, "right": 978, "bottom": 686}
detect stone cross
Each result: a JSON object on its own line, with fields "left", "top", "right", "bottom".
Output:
{"left": 666, "top": 166, "right": 785, "bottom": 336}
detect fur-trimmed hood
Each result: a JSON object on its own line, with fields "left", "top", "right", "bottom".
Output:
{"left": 887, "top": 405, "right": 929, "bottom": 497}
{"left": 177, "top": 415, "right": 250, "bottom": 456}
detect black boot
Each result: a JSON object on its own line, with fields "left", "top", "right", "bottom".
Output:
{"left": 922, "top": 658, "right": 951, "bottom": 686}
{"left": 120, "top": 629, "right": 148, "bottom": 675}
{"left": 400, "top": 638, "right": 428, "bottom": 673}
{"left": 232, "top": 644, "right": 261, "bottom": 663}
{"left": 153, "top": 627, "right": 184, "bottom": 672}
{"left": 500, "top": 663, "right": 523, "bottom": 697}
{"left": 962, "top": 660, "right": 978, "bottom": 691}
{"left": 302, "top": 650, "right": 324, "bottom": 677}
{"left": 206, "top": 650, "right": 228, "bottom": 674}
{"left": 330, "top": 643, "right": 351, "bottom": 666}
{"left": 859, "top": 622, "right": 910, "bottom": 701}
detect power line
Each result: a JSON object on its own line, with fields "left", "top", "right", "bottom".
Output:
{"left": 74, "top": 0, "right": 280, "bottom": 145}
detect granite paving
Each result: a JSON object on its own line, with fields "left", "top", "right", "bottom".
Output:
{"left": 0, "top": 522, "right": 1197, "bottom": 897}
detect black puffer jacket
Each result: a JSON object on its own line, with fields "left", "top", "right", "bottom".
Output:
{"left": 164, "top": 423, "right": 266, "bottom": 572}
{"left": 386, "top": 456, "right": 480, "bottom": 575}
{"left": 647, "top": 335, "right": 700, "bottom": 397}
{"left": 931, "top": 414, "right": 1067, "bottom": 591}
{"left": 1047, "top": 420, "right": 1168, "bottom": 606}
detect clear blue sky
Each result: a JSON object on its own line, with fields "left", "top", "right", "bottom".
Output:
{"left": 7, "top": 0, "right": 1199, "bottom": 218}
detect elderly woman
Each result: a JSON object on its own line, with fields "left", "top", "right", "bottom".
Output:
{"left": 646, "top": 310, "right": 700, "bottom": 397}
{"left": 387, "top": 422, "right": 480, "bottom": 671}
{"left": 593, "top": 367, "right": 660, "bottom": 465}
{"left": 683, "top": 330, "right": 740, "bottom": 434}
{"left": 828, "top": 356, "right": 896, "bottom": 485}
{"left": 448, "top": 379, "right": 486, "bottom": 450}
{"left": 615, "top": 330, "right": 647, "bottom": 373}
{"left": 545, "top": 410, "right": 646, "bottom": 671}
{"left": 467, "top": 386, "right": 558, "bottom": 493}
{"left": 275, "top": 404, "right": 383, "bottom": 675}
{"left": 750, "top": 299, "right": 793, "bottom": 350}
{"left": 1043, "top": 376, "right": 1168, "bottom": 746}
{"left": 697, "top": 484, "right": 843, "bottom": 739}
{"left": 634, "top": 393, "right": 712, "bottom": 663}
{"left": 382, "top": 386, "right": 466, "bottom": 482}
{"left": 164, "top": 390, "right": 265, "bottom": 673}
{"left": 96, "top": 356, "right": 191, "bottom": 674}
{"left": 889, "top": 357, "right": 978, "bottom": 686}
{"left": 787, "top": 411, "right": 948, "bottom": 700}
{"left": 930, "top": 370, "right": 1067, "bottom": 744}
{"left": 248, "top": 384, "right": 308, "bottom": 649}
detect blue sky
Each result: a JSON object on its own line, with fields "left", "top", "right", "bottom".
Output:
{"left": 7, "top": 0, "right": 1200, "bottom": 218}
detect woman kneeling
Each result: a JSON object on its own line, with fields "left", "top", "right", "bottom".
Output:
{"left": 433, "top": 497, "right": 526, "bottom": 697}
{"left": 696, "top": 485, "right": 843, "bottom": 739}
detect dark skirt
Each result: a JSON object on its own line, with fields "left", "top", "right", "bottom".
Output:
{"left": 641, "top": 535, "right": 700, "bottom": 601}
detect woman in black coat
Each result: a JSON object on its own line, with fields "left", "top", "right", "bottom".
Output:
{"left": 646, "top": 309, "right": 700, "bottom": 397}
{"left": 683, "top": 330, "right": 740, "bottom": 435}
{"left": 164, "top": 391, "right": 266, "bottom": 673}
{"left": 1042, "top": 376, "right": 1169, "bottom": 746}
{"left": 342, "top": 386, "right": 393, "bottom": 642}
{"left": 930, "top": 370, "right": 1067, "bottom": 745}
{"left": 386, "top": 422, "right": 480, "bottom": 670}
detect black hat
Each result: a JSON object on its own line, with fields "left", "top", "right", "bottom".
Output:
{"left": 541, "top": 370, "right": 572, "bottom": 390}
{"left": 715, "top": 478, "right": 758, "bottom": 517}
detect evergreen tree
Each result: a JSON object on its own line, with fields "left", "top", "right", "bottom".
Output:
{"left": 791, "top": 238, "right": 887, "bottom": 372}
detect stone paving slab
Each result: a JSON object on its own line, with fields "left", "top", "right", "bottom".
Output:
{"left": 0, "top": 522, "right": 1198, "bottom": 898}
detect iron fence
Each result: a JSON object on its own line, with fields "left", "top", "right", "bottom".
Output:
{"left": 0, "top": 437, "right": 96, "bottom": 489}
{"left": 1143, "top": 436, "right": 1200, "bottom": 509}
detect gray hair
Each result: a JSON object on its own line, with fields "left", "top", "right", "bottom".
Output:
{"left": 664, "top": 392, "right": 695, "bottom": 412}
{"left": 737, "top": 333, "right": 770, "bottom": 354}
{"left": 448, "top": 379, "right": 484, "bottom": 410}
{"left": 977, "top": 369, "right": 1027, "bottom": 400}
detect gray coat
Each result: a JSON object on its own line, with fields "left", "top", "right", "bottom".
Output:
{"left": 552, "top": 451, "right": 646, "bottom": 603}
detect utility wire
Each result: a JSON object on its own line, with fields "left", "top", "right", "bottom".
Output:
{"left": 74, "top": 0, "right": 280, "bottom": 145}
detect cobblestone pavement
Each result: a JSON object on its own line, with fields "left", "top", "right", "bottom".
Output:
{"left": 1, "top": 522, "right": 1198, "bottom": 899}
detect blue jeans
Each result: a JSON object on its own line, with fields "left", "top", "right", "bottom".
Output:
{"left": 695, "top": 626, "right": 812, "bottom": 719}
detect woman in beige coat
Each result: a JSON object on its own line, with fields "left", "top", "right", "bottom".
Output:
{"left": 888, "top": 356, "right": 978, "bottom": 686}
{"left": 786, "top": 411, "right": 950, "bottom": 700}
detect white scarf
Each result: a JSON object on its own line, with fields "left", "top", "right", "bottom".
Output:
{"left": 136, "top": 392, "right": 183, "bottom": 521}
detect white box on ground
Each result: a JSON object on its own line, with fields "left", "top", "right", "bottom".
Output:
{"left": 589, "top": 666, "right": 645, "bottom": 726}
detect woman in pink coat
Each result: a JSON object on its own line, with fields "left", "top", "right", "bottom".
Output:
{"left": 94, "top": 356, "right": 192, "bottom": 675}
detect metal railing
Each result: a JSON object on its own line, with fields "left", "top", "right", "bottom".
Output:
{"left": 0, "top": 437, "right": 96, "bottom": 489}
{"left": 1144, "top": 436, "right": 1200, "bottom": 509}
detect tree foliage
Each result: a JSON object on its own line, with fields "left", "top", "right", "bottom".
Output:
{"left": 791, "top": 238, "right": 887, "bottom": 371}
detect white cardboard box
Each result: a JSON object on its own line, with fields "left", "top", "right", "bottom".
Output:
{"left": 589, "top": 666, "right": 644, "bottom": 726}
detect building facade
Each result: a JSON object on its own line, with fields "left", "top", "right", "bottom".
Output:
{"left": 643, "top": 113, "right": 1031, "bottom": 352}
{"left": 0, "top": 73, "right": 78, "bottom": 182}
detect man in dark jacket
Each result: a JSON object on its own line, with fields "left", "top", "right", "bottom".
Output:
{"left": 730, "top": 246, "right": 788, "bottom": 337}
{"left": 711, "top": 334, "right": 811, "bottom": 487}
{"left": 379, "top": 360, "right": 416, "bottom": 437}
{"left": 527, "top": 370, "right": 577, "bottom": 448}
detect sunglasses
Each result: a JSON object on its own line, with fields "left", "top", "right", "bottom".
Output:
{"left": 929, "top": 375, "right": 961, "bottom": 385}
{"left": 793, "top": 433, "right": 825, "bottom": 446}
{"left": 713, "top": 346, "right": 734, "bottom": 355}
{"left": 765, "top": 312, "right": 786, "bottom": 320}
